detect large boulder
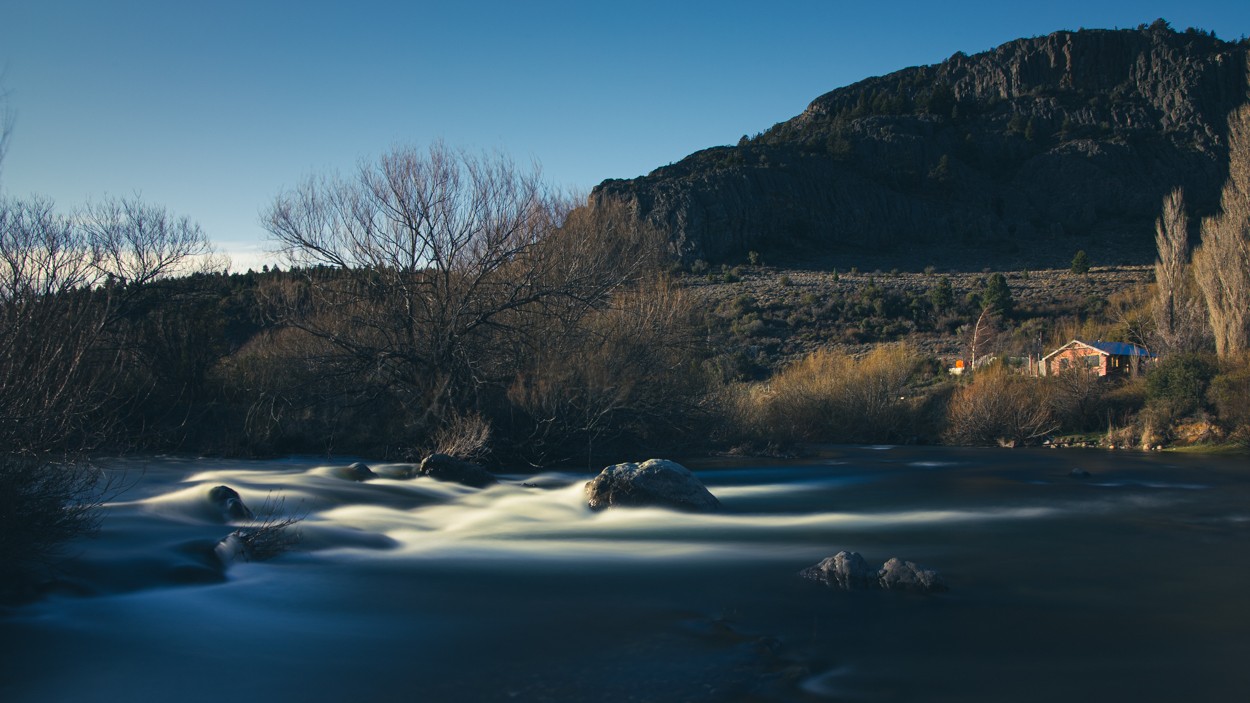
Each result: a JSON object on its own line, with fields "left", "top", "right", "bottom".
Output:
{"left": 877, "top": 557, "right": 947, "bottom": 593}
{"left": 585, "top": 459, "right": 720, "bottom": 512}
{"left": 799, "top": 551, "right": 874, "bottom": 590}
{"left": 207, "top": 485, "right": 253, "bottom": 521}
{"left": 418, "top": 454, "right": 497, "bottom": 488}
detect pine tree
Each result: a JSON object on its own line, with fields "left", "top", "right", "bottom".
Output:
{"left": 981, "top": 273, "right": 1014, "bottom": 317}
{"left": 1070, "top": 250, "right": 1091, "bottom": 275}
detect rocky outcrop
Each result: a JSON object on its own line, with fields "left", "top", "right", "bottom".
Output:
{"left": 592, "top": 24, "right": 1248, "bottom": 270}
{"left": 802, "top": 553, "right": 947, "bottom": 593}
{"left": 585, "top": 459, "right": 721, "bottom": 512}
{"left": 418, "top": 454, "right": 497, "bottom": 488}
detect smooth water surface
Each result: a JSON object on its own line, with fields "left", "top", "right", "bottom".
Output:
{"left": 3, "top": 446, "right": 1248, "bottom": 702}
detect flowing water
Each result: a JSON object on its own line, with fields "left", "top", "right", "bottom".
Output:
{"left": 3, "top": 446, "right": 1249, "bottom": 702}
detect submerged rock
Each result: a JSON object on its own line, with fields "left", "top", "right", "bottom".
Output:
{"left": 799, "top": 551, "right": 874, "bottom": 590}
{"left": 585, "top": 459, "right": 720, "bottom": 512}
{"left": 418, "top": 453, "right": 497, "bottom": 488}
{"left": 877, "top": 557, "right": 947, "bottom": 593}
{"left": 1069, "top": 468, "right": 1092, "bottom": 479}
{"left": 345, "top": 462, "right": 377, "bottom": 481}
{"left": 208, "top": 485, "right": 253, "bottom": 521}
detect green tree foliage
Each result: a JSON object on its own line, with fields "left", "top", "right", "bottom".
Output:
{"left": 1145, "top": 352, "right": 1217, "bottom": 422}
{"left": 1070, "top": 250, "right": 1091, "bottom": 274}
{"left": 928, "top": 275, "right": 955, "bottom": 314}
{"left": 980, "top": 273, "right": 1014, "bottom": 317}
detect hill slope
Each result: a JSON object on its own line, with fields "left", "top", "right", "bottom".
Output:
{"left": 593, "top": 22, "right": 1249, "bottom": 270}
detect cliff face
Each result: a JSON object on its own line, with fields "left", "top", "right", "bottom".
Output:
{"left": 592, "top": 24, "right": 1249, "bottom": 269}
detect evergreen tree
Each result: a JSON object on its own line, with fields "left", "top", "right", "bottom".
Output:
{"left": 981, "top": 273, "right": 1014, "bottom": 317}
{"left": 1070, "top": 250, "right": 1091, "bottom": 274}
{"left": 928, "top": 275, "right": 955, "bottom": 314}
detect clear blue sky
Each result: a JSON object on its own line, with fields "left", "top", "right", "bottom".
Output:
{"left": 2, "top": 1, "right": 1247, "bottom": 267}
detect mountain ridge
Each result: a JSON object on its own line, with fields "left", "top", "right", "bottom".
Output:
{"left": 592, "top": 21, "right": 1249, "bottom": 270}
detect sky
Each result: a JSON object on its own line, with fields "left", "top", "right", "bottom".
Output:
{"left": 1, "top": 1, "right": 1248, "bottom": 269}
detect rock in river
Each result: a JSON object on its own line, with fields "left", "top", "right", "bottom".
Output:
{"left": 418, "top": 454, "right": 497, "bottom": 488}
{"left": 585, "top": 459, "right": 720, "bottom": 512}
{"left": 208, "top": 485, "right": 254, "bottom": 521}
{"left": 799, "top": 551, "right": 874, "bottom": 590}
{"left": 803, "top": 553, "right": 947, "bottom": 594}
{"left": 877, "top": 557, "right": 947, "bottom": 593}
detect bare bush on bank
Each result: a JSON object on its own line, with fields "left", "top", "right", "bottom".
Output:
{"left": 1, "top": 193, "right": 211, "bottom": 591}
{"left": 944, "top": 364, "right": 1057, "bottom": 446}
{"left": 506, "top": 276, "right": 704, "bottom": 464}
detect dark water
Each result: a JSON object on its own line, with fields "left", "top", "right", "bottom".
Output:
{"left": 3, "top": 446, "right": 1249, "bottom": 702}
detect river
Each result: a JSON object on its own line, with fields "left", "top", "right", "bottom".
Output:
{"left": 2, "top": 446, "right": 1248, "bottom": 702}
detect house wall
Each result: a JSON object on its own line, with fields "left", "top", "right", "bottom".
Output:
{"left": 1047, "top": 347, "right": 1107, "bottom": 376}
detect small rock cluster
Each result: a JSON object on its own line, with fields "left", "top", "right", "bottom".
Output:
{"left": 800, "top": 550, "right": 947, "bottom": 593}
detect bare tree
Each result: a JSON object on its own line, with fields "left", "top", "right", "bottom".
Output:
{"left": 81, "top": 196, "right": 213, "bottom": 286}
{"left": 262, "top": 144, "right": 662, "bottom": 443}
{"left": 1152, "top": 188, "right": 1207, "bottom": 352}
{"left": 966, "top": 306, "right": 1004, "bottom": 370}
{"left": 1193, "top": 102, "right": 1250, "bottom": 358}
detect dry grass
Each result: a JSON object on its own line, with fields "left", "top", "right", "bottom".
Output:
{"left": 431, "top": 411, "right": 493, "bottom": 462}
{"left": 728, "top": 344, "right": 923, "bottom": 444}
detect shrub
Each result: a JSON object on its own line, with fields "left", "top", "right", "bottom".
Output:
{"left": 229, "top": 493, "right": 305, "bottom": 562}
{"left": 1207, "top": 355, "right": 1250, "bottom": 442}
{"left": 0, "top": 457, "right": 106, "bottom": 599}
{"left": 1145, "top": 352, "right": 1217, "bottom": 424}
{"left": 728, "top": 344, "right": 923, "bottom": 444}
{"left": 430, "top": 411, "right": 493, "bottom": 462}
{"left": 1070, "top": 250, "right": 1091, "bottom": 275}
{"left": 1046, "top": 368, "right": 1107, "bottom": 432}
{"left": 943, "top": 365, "right": 1056, "bottom": 446}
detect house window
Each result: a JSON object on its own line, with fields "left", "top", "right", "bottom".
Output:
{"left": 1084, "top": 355, "right": 1101, "bottom": 368}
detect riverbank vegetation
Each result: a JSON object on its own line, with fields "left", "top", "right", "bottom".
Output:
{"left": 5, "top": 115, "right": 1250, "bottom": 590}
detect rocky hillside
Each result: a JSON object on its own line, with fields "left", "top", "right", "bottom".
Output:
{"left": 593, "top": 21, "right": 1249, "bottom": 270}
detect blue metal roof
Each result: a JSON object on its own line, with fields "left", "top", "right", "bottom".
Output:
{"left": 1083, "top": 340, "right": 1154, "bottom": 357}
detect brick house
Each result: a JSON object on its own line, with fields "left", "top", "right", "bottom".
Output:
{"left": 1041, "top": 339, "right": 1154, "bottom": 377}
